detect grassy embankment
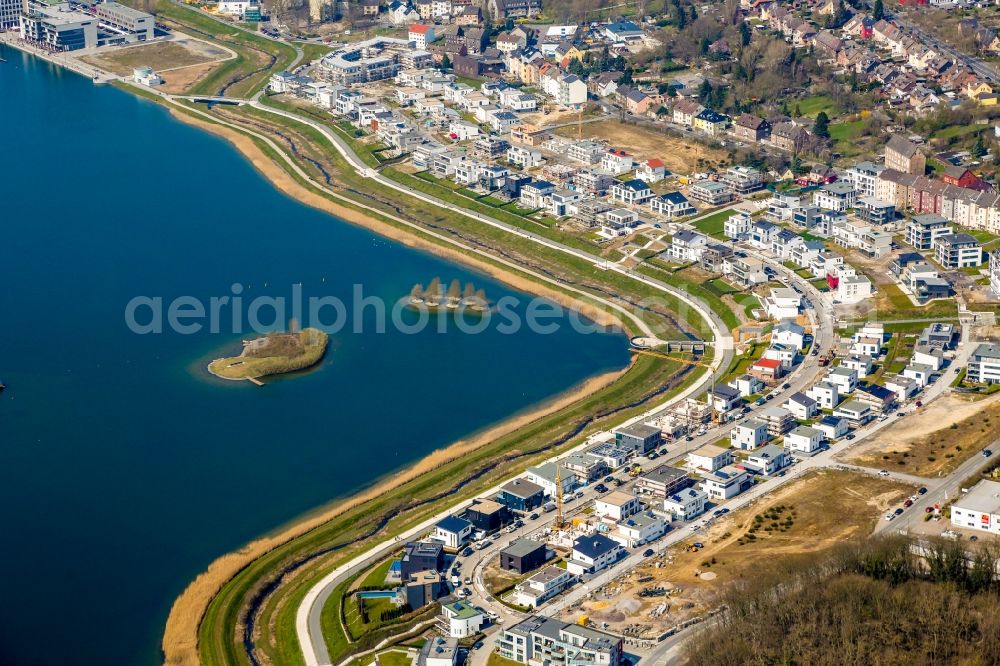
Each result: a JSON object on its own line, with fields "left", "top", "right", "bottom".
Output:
{"left": 130, "top": 99, "right": 732, "bottom": 665}
{"left": 122, "top": 0, "right": 295, "bottom": 98}
{"left": 207, "top": 329, "right": 328, "bottom": 380}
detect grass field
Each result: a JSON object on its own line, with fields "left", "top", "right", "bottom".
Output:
{"left": 81, "top": 39, "right": 228, "bottom": 75}
{"left": 795, "top": 94, "right": 836, "bottom": 117}
{"left": 932, "top": 123, "right": 989, "bottom": 140}
{"left": 690, "top": 209, "right": 731, "bottom": 238}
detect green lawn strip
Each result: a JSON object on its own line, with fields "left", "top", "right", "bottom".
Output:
{"left": 298, "top": 41, "right": 334, "bottom": 63}
{"left": 795, "top": 94, "right": 836, "bottom": 117}
{"left": 637, "top": 264, "right": 740, "bottom": 332}
{"left": 877, "top": 280, "right": 958, "bottom": 319}
{"left": 932, "top": 123, "right": 989, "bottom": 140}
{"left": 690, "top": 209, "right": 731, "bottom": 238}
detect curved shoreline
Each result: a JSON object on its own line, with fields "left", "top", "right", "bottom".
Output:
{"left": 167, "top": 108, "right": 627, "bottom": 334}
{"left": 160, "top": 107, "right": 638, "bottom": 666}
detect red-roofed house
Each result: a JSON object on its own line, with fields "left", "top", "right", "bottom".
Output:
{"left": 637, "top": 158, "right": 668, "bottom": 183}
{"left": 750, "top": 357, "right": 785, "bottom": 382}
{"left": 409, "top": 24, "right": 436, "bottom": 49}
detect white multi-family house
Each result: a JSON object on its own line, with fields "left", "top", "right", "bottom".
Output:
{"left": 701, "top": 465, "right": 750, "bottom": 500}
{"left": 743, "top": 444, "right": 790, "bottom": 476}
{"left": 507, "top": 145, "right": 544, "bottom": 169}
{"left": 520, "top": 180, "right": 555, "bottom": 209}
{"left": 833, "top": 399, "right": 872, "bottom": 427}
{"left": 772, "top": 320, "right": 805, "bottom": 349}
{"left": 566, "top": 534, "right": 623, "bottom": 575}
{"left": 688, "top": 444, "right": 733, "bottom": 472}
{"left": 763, "top": 288, "right": 801, "bottom": 320}
{"left": 650, "top": 192, "right": 695, "bottom": 219}
{"left": 611, "top": 179, "right": 653, "bottom": 205}
{"left": 663, "top": 487, "right": 707, "bottom": 520}
{"left": 724, "top": 211, "right": 753, "bottom": 240}
{"left": 826, "top": 367, "right": 858, "bottom": 395}
{"left": 884, "top": 374, "right": 919, "bottom": 400}
{"left": 784, "top": 392, "right": 818, "bottom": 420}
{"left": 668, "top": 230, "right": 709, "bottom": 263}
{"left": 601, "top": 149, "right": 634, "bottom": 175}
{"left": 730, "top": 419, "right": 770, "bottom": 450}
{"left": 785, "top": 425, "right": 824, "bottom": 454}
{"left": 814, "top": 415, "right": 849, "bottom": 440}
{"left": 813, "top": 180, "right": 857, "bottom": 212}
{"left": 807, "top": 382, "right": 840, "bottom": 410}
{"left": 910, "top": 343, "right": 944, "bottom": 370}
{"left": 841, "top": 354, "right": 874, "bottom": 379}
{"left": 709, "top": 384, "right": 744, "bottom": 413}
{"left": 612, "top": 512, "right": 667, "bottom": 548}
{"left": 763, "top": 343, "right": 797, "bottom": 370}
{"left": 749, "top": 221, "right": 780, "bottom": 249}
{"left": 728, "top": 374, "right": 764, "bottom": 398}
{"left": 636, "top": 159, "right": 667, "bottom": 183}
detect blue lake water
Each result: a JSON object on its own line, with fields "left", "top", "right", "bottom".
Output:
{"left": 0, "top": 49, "right": 629, "bottom": 665}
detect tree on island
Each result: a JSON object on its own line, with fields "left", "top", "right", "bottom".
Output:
{"left": 447, "top": 279, "right": 461, "bottom": 302}
{"left": 426, "top": 277, "right": 442, "bottom": 303}
{"left": 814, "top": 111, "right": 831, "bottom": 139}
{"left": 410, "top": 283, "right": 424, "bottom": 301}
{"left": 463, "top": 282, "right": 475, "bottom": 300}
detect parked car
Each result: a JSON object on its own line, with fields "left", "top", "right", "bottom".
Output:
{"left": 643, "top": 549, "right": 655, "bottom": 557}
{"left": 894, "top": 508, "right": 904, "bottom": 516}
{"left": 918, "top": 487, "right": 928, "bottom": 495}
{"left": 462, "top": 548, "right": 474, "bottom": 557}
{"left": 903, "top": 499, "right": 913, "bottom": 507}
{"left": 846, "top": 434, "right": 856, "bottom": 440}
{"left": 983, "top": 449, "right": 993, "bottom": 458}
{"left": 885, "top": 513, "right": 895, "bottom": 522}
{"left": 878, "top": 470, "right": 890, "bottom": 477}
{"left": 925, "top": 507, "right": 934, "bottom": 513}
{"left": 781, "top": 383, "right": 791, "bottom": 390}
{"left": 594, "top": 484, "right": 608, "bottom": 493}
{"left": 604, "top": 475, "right": 614, "bottom": 483}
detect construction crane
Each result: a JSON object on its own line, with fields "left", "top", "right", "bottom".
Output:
{"left": 554, "top": 464, "right": 566, "bottom": 531}
{"left": 632, "top": 348, "right": 726, "bottom": 426}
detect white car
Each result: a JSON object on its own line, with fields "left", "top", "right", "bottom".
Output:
{"left": 885, "top": 513, "right": 895, "bottom": 521}
{"left": 878, "top": 470, "right": 890, "bottom": 477}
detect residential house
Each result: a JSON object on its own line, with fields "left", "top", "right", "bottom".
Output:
{"left": 732, "top": 114, "right": 771, "bottom": 142}
{"left": 614, "top": 423, "right": 662, "bottom": 454}
{"left": 885, "top": 135, "right": 926, "bottom": 175}
{"left": 689, "top": 180, "right": 733, "bottom": 205}
{"left": 601, "top": 149, "right": 634, "bottom": 176}
{"left": 814, "top": 415, "right": 849, "bottom": 440}
{"left": 833, "top": 399, "right": 873, "bottom": 426}
{"left": 785, "top": 425, "right": 824, "bottom": 454}
{"left": 688, "top": 444, "right": 734, "bottom": 472}
{"left": 668, "top": 229, "right": 709, "bottom": 263}
{"left": 730, "top": 419, "right": 770, "bottom": 450}
{"left": 611, "top": 179, "right": 653, "bottom": 205}
{"left": 743, "top": 444, "right": 790, "bottom": 476}
{"left": 935, "top": 233, "right": 982, "bottom": 268}
{"left": 566, "top": 534, "right": 623, "bottom": 575}
{"left": 434, "top": 515, "right": 473, "bottom": 548}
{"left": 511, "top": 566, "right": 575, "bottom": 608}
{"left": 497, "top": 478, "right": 546, "bottom": 511}
{"left": 784, "top": 392, "right": 818, "bottom": 419}
{"left": 759, "top": 406, "right": 795, "bottom": 435}
{"left": 701, "top": 465, "right": 751, "bottom": 500}
{"left": 966, "top": 343, "right": 1000, "bottom": 384}
{"left": 650, "top": 192, "right": 696, "bottom": 219}
{"left": 663, "top": 487, "right": 707, "bottom": 520}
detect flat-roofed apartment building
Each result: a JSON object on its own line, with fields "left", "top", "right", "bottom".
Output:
{"left": 967, "top": 343, "right": 1000, "bottom": 384}
{"left": 20, "top": 0, "right": 97, "bottom": 51}
{"left": 498, "top": 616, "right": 622, "bottom": 666}
{"left": 1, "top": 0, "right": 22, "bottom": 29}
{"left": 95, "top": 1, "right": 154, "bottom": 41}
{"left": 319, "top": 37, "right": 431, "bottom": 85}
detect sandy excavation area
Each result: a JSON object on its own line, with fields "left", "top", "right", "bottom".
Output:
{"left": 561, "top": 470, "right": 912, "bottom": 638}
{"left": 553, "top": 120, "right": 729, "bottom": 174}
{"left": 848, "top": 392, "right": 1000, "bottom": 477}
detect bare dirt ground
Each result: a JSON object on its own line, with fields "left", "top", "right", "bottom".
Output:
{"left": 848, "top": 393, "right": 1000, "bottom": 477}
{"left": 82, "top": 39, "right": 228, "bottom": 75}
{"left": 562, "top": 470, "right": 911, "bottom": 638}
{"left": 157, "top": 62, "right": 221, "bottom": 93}
{"left": 552, "top": 120, "right": 728, "bottom": 174}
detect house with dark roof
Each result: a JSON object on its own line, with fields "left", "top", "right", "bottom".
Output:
{"left": 567, "top": 534, "right": 624, "bottom": 575}
{"left": 497, "top": 478, "right": 546, "bottom": 512}
{"left": 611, "top": 178, "right": 653, "bottom": 205}
{"left": 650, "top": 191, "right": 695, "bottom": 218}
{"left": 733, "top": 114, "right": 771, "bottom": 142}
{"left": 434, "top": 515, "right": 473, "bottom": 549}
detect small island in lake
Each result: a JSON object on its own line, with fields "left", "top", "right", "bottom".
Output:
{"left": 208, "top": 327, "right": 328, "bottom": 382}
{"left": 408, "top": 278, "right": 488, "bottom": 311}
